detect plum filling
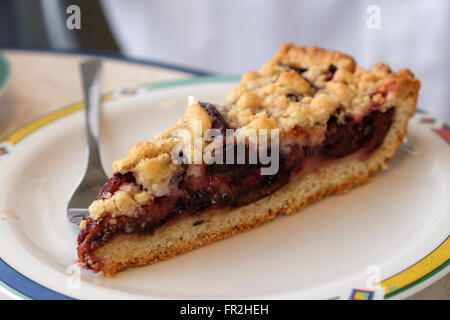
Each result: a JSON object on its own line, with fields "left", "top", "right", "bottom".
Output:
{"left": 199, "top": 102, "right": 229, "bottom": 133}
{"left": 78, "top": 106, "right": 395, "bottom": 268}
{"left": 322, "top": 107, "right": 394, "bottom": 158}
{"left": 325, "top": 64, "right": 338, "bottom": 81}
{"left": 95, "top": 172, "right": 135, "bottom": 201}
{"left": 282, "top": 63, "right": 338, "bottom": 91}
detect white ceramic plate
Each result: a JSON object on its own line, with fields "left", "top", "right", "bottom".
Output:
{"left": 0, "top": 76, "right": 449, "bottom": 300}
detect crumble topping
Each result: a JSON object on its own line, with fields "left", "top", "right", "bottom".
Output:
{"left": 133, "top": 154, "right": 179, "bottom": 196}
{"left": 220, "top": 44, "right": 407, "bottom": 137}
{"left": 89, "top": 183, "right": 151, "bottom": 220}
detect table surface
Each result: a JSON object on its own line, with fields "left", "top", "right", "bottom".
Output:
{"left": 0, "top": 49, "right": 448, "bottom": 300}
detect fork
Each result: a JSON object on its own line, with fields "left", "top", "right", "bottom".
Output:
{"left": 67, "top": 59, "right": 109, "bottom": 225}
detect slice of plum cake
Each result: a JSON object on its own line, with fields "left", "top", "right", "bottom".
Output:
{"left": 77, "top": 44, "right": 420, "bottom": 276}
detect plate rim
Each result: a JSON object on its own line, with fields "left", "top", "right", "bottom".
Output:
{"left": 0, "top": 75, "right": 448, "bottom": 300}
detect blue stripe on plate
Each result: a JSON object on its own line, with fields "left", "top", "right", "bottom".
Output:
{"left": 0, "top": 258, "right": 72, "bottom": 300}
{"left": 416, "top": 108, "right": 426, "bottom": 114}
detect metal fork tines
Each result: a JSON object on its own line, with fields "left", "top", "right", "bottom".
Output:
{"left": 67, "top": 59, "right": 109, "bottom": 225}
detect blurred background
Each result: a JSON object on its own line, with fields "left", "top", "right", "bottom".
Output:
{"left": 0, "top": 0, "right": 448, "bottom": 121}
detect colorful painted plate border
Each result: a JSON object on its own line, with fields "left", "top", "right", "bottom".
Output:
{"left": 0, "top": 75, "right": 448, "bottom": 300}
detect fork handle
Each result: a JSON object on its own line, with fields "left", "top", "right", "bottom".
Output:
{"left": 80, "top": 59, "right": 106, "bottom": 176}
